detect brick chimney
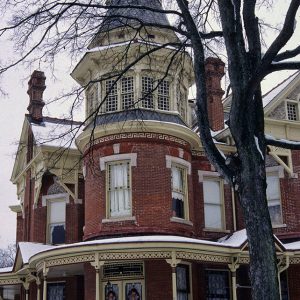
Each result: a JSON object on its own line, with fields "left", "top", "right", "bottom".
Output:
{"left": 27, "top": 70, "right": 46, "bottom": 123}
{"left": 205, "top": 57, "right": 225, "bottom": 131}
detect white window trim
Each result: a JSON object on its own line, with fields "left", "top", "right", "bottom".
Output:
{"left": 42, "top": 193, "right": 69, "bottom": 207}
{"left": 43, "top": 193, "right": 68, "bottom": 245}
{"left": 100, "top": 153, "right": 137, "bottom": 171}
{"left": 266, "top": 166, "right": 284, "bottom": 226}
{"left": 200, "top": 172, "right": 226, "bottom": 231}
{"left": 166, "top": 155, "right": 191, "bottom": 175}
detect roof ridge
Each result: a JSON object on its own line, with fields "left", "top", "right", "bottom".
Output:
{"left": 262, "top": 70, "right": 300, "bottom": 99}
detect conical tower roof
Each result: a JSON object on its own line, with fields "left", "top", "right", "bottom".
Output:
{"left": 101, "top": 0, "right": 170, "bottom": 32}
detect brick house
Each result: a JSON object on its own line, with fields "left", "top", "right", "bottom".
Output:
{"left": 1, "top": 1, "right": 300, "bottom": 299}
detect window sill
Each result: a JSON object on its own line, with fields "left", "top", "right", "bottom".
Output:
{"left": 272, "top": 224, "right": 287, "bottom": 229}
{"left": 203, "top": 228, "right": 230, "bottom": 233}
{"left": 170, "top": 217, "right": 193, "bottom": 226}
{"left": 102, "top": 216, "right": 136, "bottom": 223}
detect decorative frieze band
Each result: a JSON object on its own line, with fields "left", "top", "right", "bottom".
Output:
{"left": 0, "top": 278, "right": 21, "bottom": 285}
{"left": 85, "top": 132, "right": 188, "bottom": 152}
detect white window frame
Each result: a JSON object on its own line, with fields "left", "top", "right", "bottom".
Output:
{"left": 285, "top": 100, "right": 299, "bottom": 121}
{"left": 176, "top": 262, "right": 193, "bottom": 300}
{"left": 266, "top": 166, "right": 284, "bottom": 227}
{"left": 102, "top": 75, "right": 136, "bottom": 113}
{"left": 199, "top": 171, "right": 226, "bottom": 231}
{"left": 166, "top": 155, "right": 191, "bottom": 222}
{"left": 42, "top": 193, "right": 69, "bottom": 245}
{"left": 140, "top": 73, "right": 171, "bottom": 111}
{"left": 100, "top": 154, "right": 137, "bottom": 221}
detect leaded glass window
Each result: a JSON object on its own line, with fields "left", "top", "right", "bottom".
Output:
{"left": 105, "top": 80, "right": 118, "bottom": 112}
{"left": 158, "top": 80, "right": 170, "bottom": 110}
{"left": 122, "top": 77, "right": 134, "bottom": 109}
{"left": 176, "top": 265, "right": 190, "bottom": 300}
{"left": 205, "top": 270, "right": 230, "bottom": 300}
{"left": 47, "top": 282, "right": 65, "bottom": 300}
{"left": 141, "top": 76, "right": 154, "bottom": 109}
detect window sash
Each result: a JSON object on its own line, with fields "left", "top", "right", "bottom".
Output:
{"left": 121, "top": 77, "right": 134, "bottom": 109}
{"left": 141, "top": 76, "right": 154, "bottom": 109}
{"left": 287, "top": 102, "right": 298, "bottom": 120}
{"left": 205, "top": 270, "right": 230, "bottom": 300}
{"left": 172, "top": 165, "right": 186, "bottom": 219}
{"left": 107, "top": 161, "right": 131, "bottom": 217}
{"left": 176, "top": 265, "right": 190, "bottom": 299}
{"left": 105, "top": 79, "right": 118, "bottom": 112}
{"left": 158, "top": 80, "right": 170, "bottom": 110}
{"left": 266, "top": 174, "right": 283, "bottom": 225}
{"left": 203, "top": 179, "right": 224, "bottom": 229}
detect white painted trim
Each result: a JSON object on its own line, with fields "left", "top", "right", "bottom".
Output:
{"left": 165, "top": 155, "right": 191, "bottom": 175}
{"left": 100, "top": 153, "right": 137, "bottom": 171}
{"left": 42, "top": 193, "right": 69, "bottom": 207}
{"left": 102, "top": 216, "right": 136, "bottom": 223}
{"left": 198, "top": 170, "right": 220, "bottom": 182}
{"left": 266, "top": 166, "right": 284, "bottom": 178}
{"left": 170, "top": 217, "right": 193, "bottom": 226}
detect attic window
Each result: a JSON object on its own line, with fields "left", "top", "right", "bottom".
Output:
{"left": 147, "top": 34, "right": 155, "bottom": 39}
{"left": 286, "top": 102, "right": 298, "bottom": 120}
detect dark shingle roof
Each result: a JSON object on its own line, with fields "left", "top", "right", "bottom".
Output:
{"left": 101, "top": 0, "right": 170, "bottom": 32}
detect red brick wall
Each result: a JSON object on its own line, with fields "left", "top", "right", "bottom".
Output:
{"left": 83, "top": 138, "right": 195, "bottom": 240}
{"left": 288, "top": 265, "right": 300, "bottom": 300}
{"left": 145, "top": 260, "right": 172, "bottom": 300}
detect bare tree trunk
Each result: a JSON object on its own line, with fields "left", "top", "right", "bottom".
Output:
{"left": 238, "top": 148, "right": 280, "bottom": 300}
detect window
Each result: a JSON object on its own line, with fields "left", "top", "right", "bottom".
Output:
{"left": 141, "top": 76, "right": 154, "bottom": 109}
{"left": 47, "top": 282, "right": 66, "bottom": 300}
{"left": 286, "top": 102, "right": 298, "bottom": 120}
{"left": 171, "top": 165, "right": 187, "bottom": 219}
{"left": 205, "top": 270, "right": 230, "bottom": 300}
{"left": 266, "top": 173, "right": 283, "bottom": 225}
{"left": 203, "top": 178, "right": 224, "bottom": 229}
{"left": 48, "top": 199, "right": 66, "bottom": 245}
{"left": 107, "top": 161, "right": 131, "bottom": 218}
{"left": 105, "top": 79, "right": 118, "bottom": 112}
{"left": 176, "top": 265, "right": 190, "bottom": 300}
{"left": 121, "top": 77, "right": 134, "bottom": 109}
{"left": 158, "top": 80, "right": 170, "bottom": 110}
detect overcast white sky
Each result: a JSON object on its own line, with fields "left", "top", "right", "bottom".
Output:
{"left": 0, "top": 1, "right": 299, "bottom": 248}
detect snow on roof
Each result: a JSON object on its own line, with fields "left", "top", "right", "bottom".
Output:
{"left": 30, "top": 118, "right": 82, "bottom": 149}
{"left": 18, "top": 242, "right": 56, "bottom": 264}
{"left": 87, "top": 39, "right": 178, "bottom": 53}
{"left": 218, "top": 229, "right": 247, "bottom": 247}
{"left": 0, "top": 266, "right": 13, "bottom": 274}
{"left": 262, "top": 71, "right": 300, "bottom": 108}
{"left": 283, "top": 241, "right": 300, "bottom": 251}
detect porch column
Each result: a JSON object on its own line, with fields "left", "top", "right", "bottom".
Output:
{"left": 42, "top": 264, "right": 49, "bottom": 300}
{"left": 36, "top": 277, "right": 41, "bottom": 300}
{"left": 91, "top": 253, "right": 105, "bottom": 300}
{"left": 228, "top": 257, "right": 239, "bottom": 300}
{"left": 22, "top": 281, "right": 30, "bottom": 300}
{"left": 278, "top": 255, "right": 290, "bottom": 300}
{"left": 166, "top": 251, "right": 181, "bottom": 300}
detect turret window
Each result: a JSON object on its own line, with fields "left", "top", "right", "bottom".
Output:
{"left": 141, "top": 76, "right": 154, "bottom": 109}
{"left": 171, "top": 164, "right": 187, "bottom": 219}
{"left": 105, "top": 79, "right": 118, "bottom": 112}
{"left": 121, "top": 77, "right": 134, "bottom": 109}
{"left": 107, "top": 161, "right": 131, "bottom": 218}
{"left": 158, "top": 80, "right": 170, "bottom": 110}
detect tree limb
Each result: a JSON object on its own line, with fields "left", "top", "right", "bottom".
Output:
{"left": 274, "top": 45, "right": 300, "bottom": 62}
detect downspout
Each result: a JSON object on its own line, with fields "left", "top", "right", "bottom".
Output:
{"left": 231, "top": 187, "right": 237, "bottom": 231}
